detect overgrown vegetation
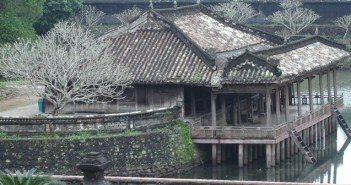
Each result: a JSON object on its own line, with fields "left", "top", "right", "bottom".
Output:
{"left": 0, "top": 169, "right": 65, "bottom": 185}
{"left": 168, "top": 120, "right": 197, "bottom": 163}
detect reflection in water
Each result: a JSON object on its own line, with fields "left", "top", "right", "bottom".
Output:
{"left": 177, "top": 132, "right": 350, "bottom": 183}
{"left": 176, "top": 71, "right": 351, "bottom": 183}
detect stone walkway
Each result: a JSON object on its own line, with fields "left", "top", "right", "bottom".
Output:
{"left": 0, "top": 94, "right": 39, "bottom": 117}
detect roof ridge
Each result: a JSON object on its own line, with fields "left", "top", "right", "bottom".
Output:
{"left": 255, "top": 35, "right": 349, "bottom": 56}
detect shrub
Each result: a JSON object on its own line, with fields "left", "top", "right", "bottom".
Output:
{"left": 0, "top": 169, "right": 65, "bottom": 185}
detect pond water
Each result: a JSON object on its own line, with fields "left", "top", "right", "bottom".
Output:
{"left": 174, "top": 71, "right": 351, "bottom": 184}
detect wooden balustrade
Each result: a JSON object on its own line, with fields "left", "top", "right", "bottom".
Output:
{"left": 190, "top": 96, "right": 342, "bottom": 140}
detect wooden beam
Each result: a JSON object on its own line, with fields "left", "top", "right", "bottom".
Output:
{"left": 275, "top": 86, "right": 280, "bottom": 123}
{"left": 211, "top": 92, "right": 217, "bottom": 127}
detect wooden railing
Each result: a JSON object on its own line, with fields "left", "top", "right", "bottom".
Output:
{"left": 190, "top": 96, "right": 343, "bottom": 140}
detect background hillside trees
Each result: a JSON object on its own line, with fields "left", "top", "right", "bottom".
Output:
{"left": 0, "top": 0, "right": 44, "bottom": 44}
{"left": 34, "top": 0, "right": 83, "bottom": 35}
{"left": 267, "top": 0, "right": 320, "bottom": 40}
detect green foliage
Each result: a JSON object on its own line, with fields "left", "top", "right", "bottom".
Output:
{"left": 0, "top": 12, "right": 37, "bottom": 44}
{"left": 34, "top": 0, "right": 83, "bottom": 35}
{"left": 0, "top": 169, "right": 65, "bottom": 185}
{"left": 171, "top": 120, "right": 196, "bottom": 162}
{"left": 0, "top": 0, "right": 44, "bottom": 44}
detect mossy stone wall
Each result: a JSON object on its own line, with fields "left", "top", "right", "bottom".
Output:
{"left": 0, "top": 122, "right": 201, "bottom": 177}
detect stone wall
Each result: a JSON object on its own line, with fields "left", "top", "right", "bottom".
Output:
{"left": 0, "top": 107, "right": 179, "bottom": 133}
{"left": 0, "top": 121, "right": 202, "bottom": 177}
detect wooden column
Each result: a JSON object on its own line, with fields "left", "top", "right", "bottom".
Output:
{"left": 266, "top": 88, "right": 272, "bottom": 125}
{"left": 276, "top": 86, "right": 281, "bottom": 123}
{"left": 191, "top": 89, "right": 196, "bottom": 116}
{"left": 211, "top": 92, "right": 217, "bottom": 126}
{"left": 233, "top": 95, "right": 238, "bottom": 125}
{"left": 308, "top": 76, "right": 313, "bottom": 111}
{"left": 212, "top": 144, "right": 217, "bottom": 166}
{"left": 221, "top": 96, "right": 226, "bottom": 126}
{"left": 216, "top": 144, "right": 222, "bottom": 164}
{"left": 327, "top": 70, "right": 332, "bottom": 103}
{"left": 333, "top": 68, "right": 338, "bottom": 102}
{"left": 319, "top": 73, "right": 324, "bottom": 105}
{"left": 297, "top": 81, "right": 302, "bottom": 116}
{"left": 276, "top": 142, "right": 281, "bottom": 164}
{"left": 180, "top": 87, "right": 185, "bottom": 118}
{"left": 211, "top": 92, "right": 217, "bottom": 166}
{"left": 281, "top": 140, "right": 286, "bottom": 161}
{"left": 238, "top": 144, "right": 244, "bottom": 167}
{"left": 271, "top": 144, "right": 276, "bottom": 166}
{"left": 286, "top": 138, "right": 291, "bottom": 158}
{"left": 266, "top": 144, "right": 272, "bottom": 168}
{"left": 285, "top": 84, "right": 290, "bottom": 121}
{"left": 243, "top": 145, "right": 248, "bottom": 165}
{"left": 238, "top": 96, "right": 242, "bottom": 125}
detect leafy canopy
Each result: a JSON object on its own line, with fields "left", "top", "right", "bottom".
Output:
{"left": 34, "top": 0, "right": 83, "bottom": 35}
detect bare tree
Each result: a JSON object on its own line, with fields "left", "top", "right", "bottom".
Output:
{"left": 210, "top": 1, "right": 257, "bottom": 24}
{"left": 0, "top": 21, "right": 131, "bottom": 115}
{"left": 113, "top": 7, "right": 142, "bottom": 25}
{"left": 267, "top": 0, "right": 320, "bottom": 39}
{"left": 335, "top": 14, "right": 351, "bottom": 39}
{"left": 73, "top": 5, "right": 105, "bottom": 28}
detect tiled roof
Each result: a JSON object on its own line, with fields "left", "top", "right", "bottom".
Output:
{"left": 107, "top": 20, "right": 214, "bottom": 85}
{"left": 155, "top": 5, "right": 283, "bottom": 53}
{"left": 256, "top": 36, "right": 350, "bottom": 79}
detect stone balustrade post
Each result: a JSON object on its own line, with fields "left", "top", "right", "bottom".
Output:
{"left": 77, "top": 152, "right": 111, "bottom": 185}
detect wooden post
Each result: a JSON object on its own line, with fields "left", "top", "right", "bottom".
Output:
{"left": 266, "top": 144, "right": 272, "bottom": 168}
{"left": 238, "top": 96, "right": 242, "bottom": 125}
{"left": 286, "top": 138, "right": 291, "bottom": 158}
{"left": 248, "top": 145, "right": 253, "bottom": 163}
{"left": 216, "top": 144, "right": 221, "bottom": 164}
{"left": 327, "top": 70, "right": 332, "bottom": 103}
{"left": 281, "top": 140, "right": 285, "bottom": 161}
{"left": 271, "top": 144, "right": 276, "bottom": 167}
{"left": 275, "top": 86, "right": 281, "bottom": 123}
{"left": 211, "top": 92, "right": 217, "bottom": 127}
{"left": 180, "top": 87, "right": 185, "bottom": 118}
{"left": 212, "top": 144, "right": 217, "bottom": 166}
{"left": 285, "top": 84, "right": 290, "bottom": 121}
{"left": 297, "top": 80, "right": 302, "bottom": 116}
{"left": 221, "top": 96, "right": 226, "bottom": 126}
{"left": 191, "top": 88, "right": 196, "bottom": 116}
{"left": 233, "top": 95, "right": 238, "bottom": 125}
{"left": 266, "top": 88, "right": 271, "bottom": 125}
{"left": 319, "top": 73, "right": 324, "bottom": 105}
{"left": 308, "top": 76, "right": 313, "bottom": 111}
{"left": 238, "top": 144, "right": 244, "bottom": 167}
{"left": 276, "top": 142, "right": 281, "bottom": 164}
{"left": 333, "top": 68, "right": 338, "bottom": 102}
{"left": 243, "top": 145, "right": 248, "bottom": 165}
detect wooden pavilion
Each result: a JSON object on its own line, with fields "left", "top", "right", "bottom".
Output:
{"left": 47, "top": 4, "right": 351, "bottom": 168}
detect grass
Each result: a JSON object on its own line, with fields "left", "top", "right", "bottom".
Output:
{"left": 0, "top": 129, "right": 144, "bottom": 140}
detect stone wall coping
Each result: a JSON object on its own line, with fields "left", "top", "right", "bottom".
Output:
{"left": 0, "top": 106, "right": 177, "bottom": 120}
